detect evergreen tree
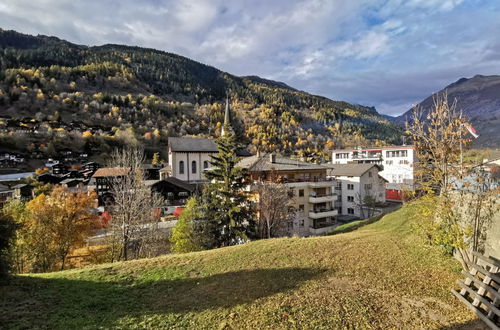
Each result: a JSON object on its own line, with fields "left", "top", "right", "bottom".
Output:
{"left": 199, "top": 124, "right": 255, "bottom": 248}
{"left": 170, "top": 197, "right": 203, "bottom": 253}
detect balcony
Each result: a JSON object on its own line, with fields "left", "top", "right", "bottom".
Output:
{"left": 308, "top": 180, "right": 336, "bottom": 188}
{"left": 309, "top": 208, "right": 338, "bottom": 219}
{"left": 352, "top": 152, "right": 382, "bottom": 161}
{"left": 309, "top": 194, "right": 336, "bottom": 204}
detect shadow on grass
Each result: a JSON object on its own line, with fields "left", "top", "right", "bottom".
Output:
{"left": 326, "top": 214, "right": 384, "bottom": 236}
{"left": 1, "top": 267, "right": 325, "bottom": 329}
{"left": 439, "top": 319, "right": 489, "bottom": 330}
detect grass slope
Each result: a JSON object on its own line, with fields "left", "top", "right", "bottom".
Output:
{"left": 0, "top": 205, "right": 481, "bottom": 329}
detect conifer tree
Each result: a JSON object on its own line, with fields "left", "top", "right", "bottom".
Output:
{"left": 199, "top": 123, "right": 255, "bottom": 248}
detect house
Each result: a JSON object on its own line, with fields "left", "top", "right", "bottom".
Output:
{"left": 331, "top": 146, "right": 415, "bottom": 201}
{"left": 168, "top": 137, "right": 218, "bottom": 182}
{"left": 12, "top": 183, "right": 33, "bottom": 200}
{"left": 326, "top": 164, "right": 387, "bottom": 219}
{"left": 150, "top": 177, "right": 197, "bottom": 206}
{"left": 83, "top": 162, "right": 100, "bottom": 173}
{"left": 142, "top": 164, "right": 161, "bottom": 180}
{"left": 0, "top": 183, "right": 13, "bottom": 208}
{"left": 51, "top": 163, "right": 67, "bottom": 175}
{"left": 239, "top": 153, "right": 337, "bottom": 236}
{"left": 90, "top": 167, "right": 130, "bottom": 205}
{"left": 37, "top": 173, "right": 64, "bottom": 185}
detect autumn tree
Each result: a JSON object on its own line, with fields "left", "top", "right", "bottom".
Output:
{"left": 170, "top": 197, "right": 203, "bottom": 253}
{"left": 407, "top": 92, "right": 499, "bottom": 270}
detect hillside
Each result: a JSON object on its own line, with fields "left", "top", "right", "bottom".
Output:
{"left": 0, "top": 29, "right": 402, "bottom": 165}
{"left": 395, "top": 75, "right": 500, "bottom": 147}
{"left": 0, "top": 205, "right": 480, "bottom": 329}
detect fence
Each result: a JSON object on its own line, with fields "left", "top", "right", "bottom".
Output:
{"left": 452, "top": 251, "right": 500, "bottom": 329}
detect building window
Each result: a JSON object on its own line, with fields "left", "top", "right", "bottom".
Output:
{"left": 299, "top": 189, "right": 304, "bottom": 197}
{"left": 368, "top": 171, "right": 372, "bottom": 177}
{"left": 179, "top": 161, "right": 184, "bottom": 174}
{"left": 338, "top": 207, "right": 342, "bottom": 214}
{"left": 347, "top": 184, "right": 354, "bottom": 190}
{"left": 348, "top": 208, "right": 355, "bottom": 214}
{"left": 192, "top": 160, "right": 197, "bottom": 174}
{"left": 347, "top": 196, "right": 354, "bottom": 202}
{"left": 299, "top": 219, "right": 305, "bottom": 227}
{"left": 364, "top": 184, "right": 372, "bottom": 190}
{"left": 203, "top": 161, "right": 209, "bottom": 169}
{"left": 178, "top": 191, "right": 189, "bottom": 197}
{"left": 287, "top": 221, "right": 294, "bottom": 230}
{"left": 299, "top": 204, "right": 305, "bottom": 213}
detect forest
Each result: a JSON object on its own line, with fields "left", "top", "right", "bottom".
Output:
{"left": 0, "top": 29, "right": 403, "bottom": 164}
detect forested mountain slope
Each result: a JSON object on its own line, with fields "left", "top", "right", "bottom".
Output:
{"left": 0, "top": 29, "right": 402, "bottom": 163}
{"left": 396, "top": 75, "right": 500, "bottom": 147}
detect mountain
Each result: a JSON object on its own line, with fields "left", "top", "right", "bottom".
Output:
{"left": 395, "top": 75, "right": 500, "bottom": 147}
{"left": 0, "top": 206, "right": 473, "bottom": 328}
{"left": 0, "top": 29, "right": 402, "bottom": 164}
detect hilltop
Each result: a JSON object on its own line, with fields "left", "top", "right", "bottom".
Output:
{"left": 0, "top": 29, "right": 401, "bottom": 164}
{"left": 395, "top": 75, "right": 500, "bottom": 147}
{"left": 0, "top": 205, "right": 478, "bottom": 329}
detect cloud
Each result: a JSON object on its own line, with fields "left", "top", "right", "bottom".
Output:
{"left": 0, "top": 0, "right": 499, "bottom": 116}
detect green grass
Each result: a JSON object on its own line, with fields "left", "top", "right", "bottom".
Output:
{"left": 326, "top": 214, "right": 384, "bottom": 235}
{"left": 0, "top": 204, "right": 479, "bottom": 329}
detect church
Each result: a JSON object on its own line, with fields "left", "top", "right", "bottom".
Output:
{"left": 166, "top": 95, "right": 233, "bottom": 183}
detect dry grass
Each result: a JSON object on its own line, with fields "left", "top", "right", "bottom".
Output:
{"left": 0, "top": 203, "right": 483, "bottom": 329}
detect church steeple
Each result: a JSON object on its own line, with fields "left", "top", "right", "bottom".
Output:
{"left": 221, "top": 93, "right": 233, "bottom": 136}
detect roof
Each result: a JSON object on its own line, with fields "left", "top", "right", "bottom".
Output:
{"left": 92, "top": 167, "right": 130, "bottom": 178}
{"left": 12, "top": 183, "right": 27, "bottom": 189}
{"left": 332, "top": 145, "right": 414, "bottom": 152}
{"left": 153, "top": 177, "right": 196, "bottom": 192}
{"left": 0, "top": 183, "right": 12, "bottom": 192}
{"left": 169, "top": 137, "right": 218, "bottom": 153}
{"left": 238, "top": 154, "right": 327, "bottom": 172}
{"left": 325, "top": 164, "right": 382, "bottom": 177}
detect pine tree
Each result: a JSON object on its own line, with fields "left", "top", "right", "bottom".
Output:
{"left": 199, "top": 124, "right": 255, "bottom": 248}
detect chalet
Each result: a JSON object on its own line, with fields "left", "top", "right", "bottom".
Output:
{"left": 12, "top": 183, "right": 33, "bottom": 200}
{"left": 239, "top": 154, "right": 337, "bottom": 236}
{"left": 37, "top": 173, "right": 64, "bottom": 185}
{"left": 326, "top": 164, "right": 387, "bottom": 219}
{"left": 91, "top": 167, "right": 130, "bottom": 205}
{"left": 0, "top": 183, "right": 13, "bottom": 208}
{"left": 150, "top": 177, "right": 196, "bottom": 206}
{"left": 51, "top": 163, "right": 67, "bottom": 175}
{"left": 142, "top": 164, "right": 161, "bottom": 180}
{"left": 83, "top": 162, "right": 100, "bottom": 173}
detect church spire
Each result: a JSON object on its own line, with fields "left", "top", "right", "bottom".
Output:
{"left": 221, "top": 93, "right": 233, "bottom": 136}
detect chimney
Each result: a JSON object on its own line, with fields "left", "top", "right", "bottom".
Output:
{"left": 270, "top": 154, "right": 276, "bottom": 163}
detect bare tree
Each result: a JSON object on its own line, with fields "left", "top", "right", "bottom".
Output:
{"left": 355, "top": 193, "right": 377, "bottom": 219}
{"left": 106, "top": 147, "right": 165, "bottom": 261}
{"left": 407, "top": 92, "right": 500, "bottom": 270}
{"left": 256, "top": 175, "right": 295, "bottom": 238}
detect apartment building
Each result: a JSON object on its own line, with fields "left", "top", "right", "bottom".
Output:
{"left": 332, "top": 146, "right": 415, "bottom": 200}
{"left": 238, "top": 154, "right": 337, "bottom": 236}
{"left": 326, "top": 164, "right": 386, "bottom": 219}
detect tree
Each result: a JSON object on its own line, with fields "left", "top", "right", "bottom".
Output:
{"left": 0, "top": 212, "right": 17, "bottom": 278}
{"left": 26, "top": 187, "right": 99, "bottom": 271}
{"left": 199, "top": 124, "right": 255, "bottom": 248}
{"left": 170, "top": 197, "right": 203, "bottom": 253}
{"left": 151, "top": 152, "right": 160, "bottom": 165}
{"left": 256, "top": 176, "right": 295, "bottom": 238}
{"left": 107, "top": 147, "right": 165, "bottom": 261}
{"left": 407, "top": 92, "right": 499, "bottom": 270}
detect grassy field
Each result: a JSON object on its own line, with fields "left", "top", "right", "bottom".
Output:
{"left": 0, "top": 204, "right": 483, "bottom": 329}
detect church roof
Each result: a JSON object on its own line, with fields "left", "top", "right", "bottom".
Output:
{"left": 168, "top": 137, "right": 218, "bottom": 153}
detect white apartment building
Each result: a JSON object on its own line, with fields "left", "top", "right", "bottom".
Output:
{"left": 326, "top": 164, "right": 387, "bottom": 219}
{"left": 167, "top": 137, "right": 218, "bottom": 183}
{"left": 331, "top": 146, "right": 415, "bottom": 186}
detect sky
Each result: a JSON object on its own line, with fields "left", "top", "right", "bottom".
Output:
{"left": 1, "top": 0, "right": 499, "bottom": 116}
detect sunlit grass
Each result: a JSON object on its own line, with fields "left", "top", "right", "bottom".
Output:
{"left": 0, "top": 203, "right": 477, "bottom": 329}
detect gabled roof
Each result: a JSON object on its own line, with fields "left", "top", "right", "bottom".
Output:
{"left": 92, "top": 167, "right": 130, "bottom": 178}
{"left": 168, "top": 137, "right": 218, "bottom": 153}
{"left": 152, "top": 177, "right": 196, "bottom": 192}
{"left": 238, "top": 154, "right": 327, "bottom": 172}
{"left": 325, "top": 163, "right": 382, "bottom": 177}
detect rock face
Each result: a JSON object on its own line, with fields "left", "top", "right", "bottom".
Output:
{"left": 396, "top": 75, "right": 500, "bottom": 147}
